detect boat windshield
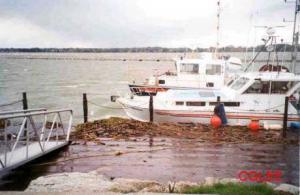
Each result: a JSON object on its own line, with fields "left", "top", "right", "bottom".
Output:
{"left": 206, "top": 64, "right": 222, "bottom": 75}
{"left": 230, "top": 77, "right": 250, "bottom": 90}
{"left": 180, "top": 63, "right": 199, "bottom": 74}
{"left": 245, "top": 81, "right": 300, "bottom": 94}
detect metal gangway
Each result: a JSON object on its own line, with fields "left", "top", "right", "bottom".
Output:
{"left": 0, "top": 108, "right": 73, "bottom": 173}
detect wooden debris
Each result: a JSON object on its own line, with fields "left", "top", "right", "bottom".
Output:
{"left": 72, "top": 117, "right": 299, "bottom": 145}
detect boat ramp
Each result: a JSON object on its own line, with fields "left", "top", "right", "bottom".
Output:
{"left": 0, "top": 108, "right": 73, "bottom": 174}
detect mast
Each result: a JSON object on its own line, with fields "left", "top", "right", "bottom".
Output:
{"left": 215, "top": 0, "right": 221, "bottom": 58}
{"left": 291, "top": 0, "right": 299, "bottom": 73}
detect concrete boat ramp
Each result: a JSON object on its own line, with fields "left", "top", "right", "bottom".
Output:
{"left": 0, "top": 108, "right": 73, "bottom": 174}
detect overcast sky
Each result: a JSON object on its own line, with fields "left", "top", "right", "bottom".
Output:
{"left": 0, "top": 0, "right": 296, "bottom": 48}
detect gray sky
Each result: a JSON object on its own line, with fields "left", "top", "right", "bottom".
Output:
{"left": 0, "top": 0, "right": 296, "bottom": 48}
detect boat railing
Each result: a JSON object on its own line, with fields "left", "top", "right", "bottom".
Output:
{"left": 0, "top": 109, "right": 73, "bottom": 169}
{"left": 129, "top": 85, "right": 165, "bottom": 96}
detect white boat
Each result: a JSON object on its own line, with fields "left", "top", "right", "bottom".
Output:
{"left": 129, "top": 54, "right": 242, "bottom": 95}
{"left": 117, "top": 1, "right": 300, "bottom": 127}
{"left": 118, "top": 71, "right": 300, "bottom": 127}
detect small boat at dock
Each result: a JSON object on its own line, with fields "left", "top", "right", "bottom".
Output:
{"left": 118, "top": 71, "right": 300, "bottom": 127}
{"left": 116, "top": 1, "right": 300, "bottom": 128}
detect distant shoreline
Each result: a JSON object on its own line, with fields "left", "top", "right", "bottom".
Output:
{"left": 0, "top": 44, "right": 297, "bottom": 53}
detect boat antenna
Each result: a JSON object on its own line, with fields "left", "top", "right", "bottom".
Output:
{"left": 244, "top": 26, "right": 284, "bottom": 72}
{"left": 215, "top": 0, "right": 221, "bottom": 58}
{"left": 291, "top": 0, "right": 299, "bottom": 73}
{"left": 284, "top": 0, "right": 299, "bottom": 73}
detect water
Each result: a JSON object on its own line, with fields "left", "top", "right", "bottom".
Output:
{"left": 0, "top": 138, "right": 298, "bottom": 190}
{"left": 0, "top": 52, "right": 298, "bottom": 124}
{"left": 0, "top": 52, "right": 299, "bottom": 190}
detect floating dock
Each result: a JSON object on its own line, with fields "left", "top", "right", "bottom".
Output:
{"left": 0, "top": 108, "right": 73, "bottom": 173}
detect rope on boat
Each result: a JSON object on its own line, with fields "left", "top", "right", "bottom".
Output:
{"left": 0, "top": 99, "right": 22, "bottom": 108}
{"left": 88, "top": 100, "right": 148, "bottom": 110}
{"left": 88, "top": 100, "right": 124, "bottom": 110}
{"left": 82, "top": 93, "right": 113, "bottom": 96}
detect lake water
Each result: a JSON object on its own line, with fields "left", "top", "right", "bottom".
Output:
{"left": 0, "top": 52, "right": 299, "bottom": 190}
{"left": 0, "top": 138, "right": 299, "bottom": 190}
{"left": 0, "top": 52, "right": 299, "bottom": 124}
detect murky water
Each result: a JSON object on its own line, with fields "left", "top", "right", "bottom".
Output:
{"left": 0, "top": 52, "right": 299, "bottom": 124}
{"left": 0, "top": 137, "right": 298, "bottom": 190}
{"left": 0, "top": 52, "right": 299, "bottom": 190}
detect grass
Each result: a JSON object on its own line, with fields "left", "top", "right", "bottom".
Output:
{"left": 182, "top": 183, "right": 292, "bottom": 195}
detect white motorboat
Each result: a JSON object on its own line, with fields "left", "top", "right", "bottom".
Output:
{"left": 118, "top": 71, "right": 300, "bottom": 127}
{"left": 117, "top": 1, "right": 300, "bottom": 128}
{"left": 129, "top": 54, "right": 242, "bottom": 95}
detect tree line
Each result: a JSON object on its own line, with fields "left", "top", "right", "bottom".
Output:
{"left": 0, "top": 44, "right": 297, "bottom": 53}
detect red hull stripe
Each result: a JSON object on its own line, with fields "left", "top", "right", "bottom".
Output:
{"left": 155, "top": 111, "right": 300, "bottom": 121}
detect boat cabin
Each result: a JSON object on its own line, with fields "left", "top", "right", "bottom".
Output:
{"left": 227, "top": 72, "right": 300, "bottom": 96}
{"left": 156, "top": 72, "right": 300, "bottom": 114}
{"left": 149, "top": 58, "right": 235, "bottom": 89}
{"left": 175, "top": 59, "right": 224, "bottom": 76}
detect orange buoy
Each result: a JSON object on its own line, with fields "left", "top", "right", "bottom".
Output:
{"left": 210, "top": 115, "right": 222, "bottom": 129}
{"left": 248, "top": 119, "right": 260, "bottom": 131}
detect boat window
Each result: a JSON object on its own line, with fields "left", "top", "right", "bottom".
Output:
{"left": 186, "top": 102, "right": 206, "bottom": 106}
{"left": 206, "top": 82, "right": 214, "bottom": 87}
{"left": 224, "top": 102, "right": 240, "bottom": 107}
{"left": 271, "top": 81, "right": 299, "bottom": 94}
{"left": 180, "top": 63, "right": 199, "bottom": 74}
{"left": 158, "top": 80, "right": 165, "bottom": 84}
{"left": 245, "top": 81, "right": 299, "bottom": 94}
{"left": 175, "top": 101, "right": 184, "bottom": 106}
{"left": 245, "top": 80, "right": 270, "bottom": 94}
{"left": 206, "top": 64, "right": 221, "bottom": 75}
{"left": 230, "top": 77, "right": 250, "bottom": 90}
{"left": 209, "top": 102, "right": 240, "bottom": 107}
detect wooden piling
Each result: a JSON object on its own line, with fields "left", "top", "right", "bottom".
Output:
{"left": 83, "top": 93, "right": 88, "bottom": 123}
{"left": 22, "top": 92, "right": 28, "bottom": 110}
{"left": 283, "top": 96, "right": 288, "bottom": 138}
{"left": 22, "top": 92, "right": 28, "bottom": 137}
{"left": 149, "top": 94, "right": 153, "bottom": 122}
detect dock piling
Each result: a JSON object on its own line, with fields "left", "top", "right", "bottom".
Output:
{"left": 83, "top": 93, "right": 88, "bottom": 123}
{"left": 22, "top": 92, "right": 28, "bottom": 110}
{"left": 283, "top": 96, "right": 289, "bottom": 138}
{"left": 149, "top": 94, "right": 153, "bottom": 122}
{"left": 22, "top": 92, "right": 28, "bottom": 136}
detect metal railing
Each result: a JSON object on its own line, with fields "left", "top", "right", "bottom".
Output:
{"left": 0, "top": 108, "right": 47, "bottom": 116}
{"left": 0, "top": 109, "right": 73, "bottom": 170}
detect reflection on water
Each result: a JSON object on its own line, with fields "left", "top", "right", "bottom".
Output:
{"left": 0, "top": 138, "right": 298, "bottom": 190}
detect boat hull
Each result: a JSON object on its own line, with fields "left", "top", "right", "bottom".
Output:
{"left": 120, "top": 102, "right": 300, "bottom": 127}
